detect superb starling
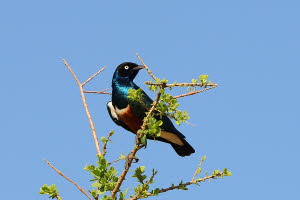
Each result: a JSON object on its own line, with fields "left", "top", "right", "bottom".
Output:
{"left": 107, "top": 62, "right": 195, "bottom": 156}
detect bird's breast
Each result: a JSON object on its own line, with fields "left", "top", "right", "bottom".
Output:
{"left": 115, "top": 105, "right": 143, "bottom": 133}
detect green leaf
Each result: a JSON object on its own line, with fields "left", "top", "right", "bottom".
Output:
{"left": 92, "top": 182, "right": 102, "bottom": 188}
{"left": 89, "top": 189, "right": 97, "bottom": 198}
{"left": 100, "top": 136, "right": 107, "bottom": 143}
{"left": 199, "top": 74, "right": 209, "bottom": 84}
{"left": 128, "top": 88, "right": 144, "bottom": 102}
{"left": 178, "top": 181, "right": 188, "bottom": 190}
{"left": 223, "top": 168, "right": 232, "bottom": 176}
{"left": 39, "top": 184, "right": 60, "bottom": 199}
{"left": 141, "top": 134, "right": 147, "bottom": 145}
{"left": 119, "top": 188, "right": 129, "bottom": 200}
{"left": 119, "top": 153, "right": 126, "bottom": 160}
{"left": 132, "top": 166, "right": 147, "bottom": 184}
{"left": 151, "top": 188, "right": 160, "bottom": 195}
{"left": 212, "top": 170, "right": 221, "bottom": 176}
{"left": 192, "top": 78, "right": 198, "bottom": 83}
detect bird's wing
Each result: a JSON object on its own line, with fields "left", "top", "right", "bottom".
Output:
{"left": 107, "top": 101, "right": 132, "bottom": 132}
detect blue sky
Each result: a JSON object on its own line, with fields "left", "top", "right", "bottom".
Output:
{"left": 0, "top": 0, "right": 299, "bottom": 199}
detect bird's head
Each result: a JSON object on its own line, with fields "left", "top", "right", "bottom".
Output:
{"left": 113, "top": 62, "right": 145, "bottom": 82}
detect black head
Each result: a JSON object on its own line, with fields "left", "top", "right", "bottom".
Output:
{"left": 113, "top": 62, "right": 144, "bottom": 81}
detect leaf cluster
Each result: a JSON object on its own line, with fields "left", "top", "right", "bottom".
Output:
{"left": 128, "top": 88, "right": 144, "bottom": 102}
{"left": 39, "top": 184, "right": 61, "bottom": 200}
{"left": 131, "top": 167, "right": 158, "bottom": 199}
{"left": 84, "top": 155, "right": 119, "bottom": 199}
{"left": 212, "top": 168, "right": 232, "bottom": 178}
{"left": 157, "top": 93, "right": 189, "bottom": 125}
{"left": 138, "top": 116, "right": 163, "bottom": 145}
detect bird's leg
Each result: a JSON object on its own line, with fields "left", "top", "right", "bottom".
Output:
{"left": 133, "top": 157, "right": 139, "bottom": 163}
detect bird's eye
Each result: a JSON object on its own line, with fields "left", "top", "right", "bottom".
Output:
{"left": 124, "top": 66, "right": 129, "bottom": 70}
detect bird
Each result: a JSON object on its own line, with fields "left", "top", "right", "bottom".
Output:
{"left": 107, "top": 62, "right": 195, "bottom": 156}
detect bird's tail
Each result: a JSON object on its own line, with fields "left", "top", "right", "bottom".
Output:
{"left": 170, "top": 139, "right": 195, "bottom": 157}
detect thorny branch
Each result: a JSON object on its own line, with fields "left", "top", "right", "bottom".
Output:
{"left": 145, "top": 82, "right": 218, "bottom": 87}
{"left": 128, "top": 172, "right": 227, "bottom": 200}
{"left": 82, "top": 67, "right": 106, "bottom": 86}
{"left": 63, "top": 59, "right": 105, "bottom": 156}
{"left": 173, "top": 85, "right": 218, "bottom": 99}
{"left": 136, "top": 53, "right": 158, "bottom": 81}
{"left": 45, "top": 160, "right": 93, "bottom": 200}
{"left": 108, "top": 158, "right": 123, "bottom": 165}
{"left": 84, "top": 89, "right": 111, "bottom": 95}
{"left": 110, "top": 144, "right": 144, "bottom": 199}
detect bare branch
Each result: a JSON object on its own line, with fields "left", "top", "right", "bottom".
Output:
{"left": 145, "top": 82, "right": 218, "bottom": 87}
{"left": 128, "top": 172, "right": 226, "bottom": 200}
{"left": 84, "top": 89, "right": 111, "bottom": 95}
{"left": 63, "top": 59, "right": 82, "bottom": 87}
{"left": 174, "top": 85, "right": 218, "bottom": 99}
{"left": 45, "top": 160, "right": 93, "bottom": 200}
{"left": 108, "top": 158, "right": 123, "bottom": 165}
{"left": 63, "top": 59, "right": 102, "bottom": 156}
{"left": 82, "top": 66, "right": 106, "bottom": 86}
{"left": 136, "top": 53, "right": 158, "bottom": 81}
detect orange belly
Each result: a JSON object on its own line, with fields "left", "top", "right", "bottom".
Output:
{"left": 116, "top": 105, "right": 143, "bottom": 133}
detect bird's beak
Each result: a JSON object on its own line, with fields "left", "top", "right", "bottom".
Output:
{"left": 133, "top": 65, "right": 145, "bottom": 71}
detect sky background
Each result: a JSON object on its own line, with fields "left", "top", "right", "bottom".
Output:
{"left": 0, "top": 0, "right": 299, "bottom": 199}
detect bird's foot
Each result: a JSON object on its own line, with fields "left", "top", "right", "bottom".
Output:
{"left": 133, "top": 157, "right": 139, "bottom": 163}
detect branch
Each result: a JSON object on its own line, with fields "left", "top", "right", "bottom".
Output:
{"left": 110, "top": 145, "right": 144, "bottom": 199}
{"left": 84, "top": 89, "right": 111, "bottom": 95}
{"left": 173, "top": 85, "right": 218, "bottom": 99}
{"left": 63, "top": 59, "right": 103, "bottom": 156}
{"left": 45, "top": 160, "right": 93, "bottom": 200}
{"left": 108, "top": 158, "right": 123, "bottom": 165}
{"left": 136, "top": 53, "right": 158, "bottom": 81}
{"left": 145, "top": 82, "right": 218, "bottom": 87}
{"left": 82, "top": 67, "right": 106, "bottom": 86}
{"left": 102, "top": 130, "right": 114, "bottom": 156}
{"left": 128, "top": 172, "right": 226, "bottom": 200}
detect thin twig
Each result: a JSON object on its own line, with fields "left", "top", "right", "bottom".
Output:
{"left": 63, "top": 59, "right": 102, "bottom": 156}
{"left": 192, "top": 168, "right": 199, "bottom": 182}
{"left": 128, "top": 173, "right": 225, "bottom": 200}
{"left": 136, "top": 53, "right": 158, "bottom": 81}
{"left": 82, "top": 66, "right": 106, "bottom": 86}
{"left": 174, "top": 85, "right": 218, "bottom": 99}
{"left": 103, "top": 130, "right": 114, "bottom": 156}
{"left": 45, "top": 160, "right": 93, "bottom": 200}
{"left": 84, "top": 89, "right": 111, "bottom": 95}
{"left": 145, "top": 82, "right": 218, "bottom": 87}
{"left": 109, "top": 158, "right": 123, "bottom": 165}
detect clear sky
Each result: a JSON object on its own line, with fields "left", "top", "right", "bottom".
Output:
{"left": 0, "top": 0, "right": 299, "bottom": 199}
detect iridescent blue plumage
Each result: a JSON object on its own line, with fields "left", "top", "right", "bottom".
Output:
{"left": 107, "top": 62, "right": 195, "bottom": 156}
